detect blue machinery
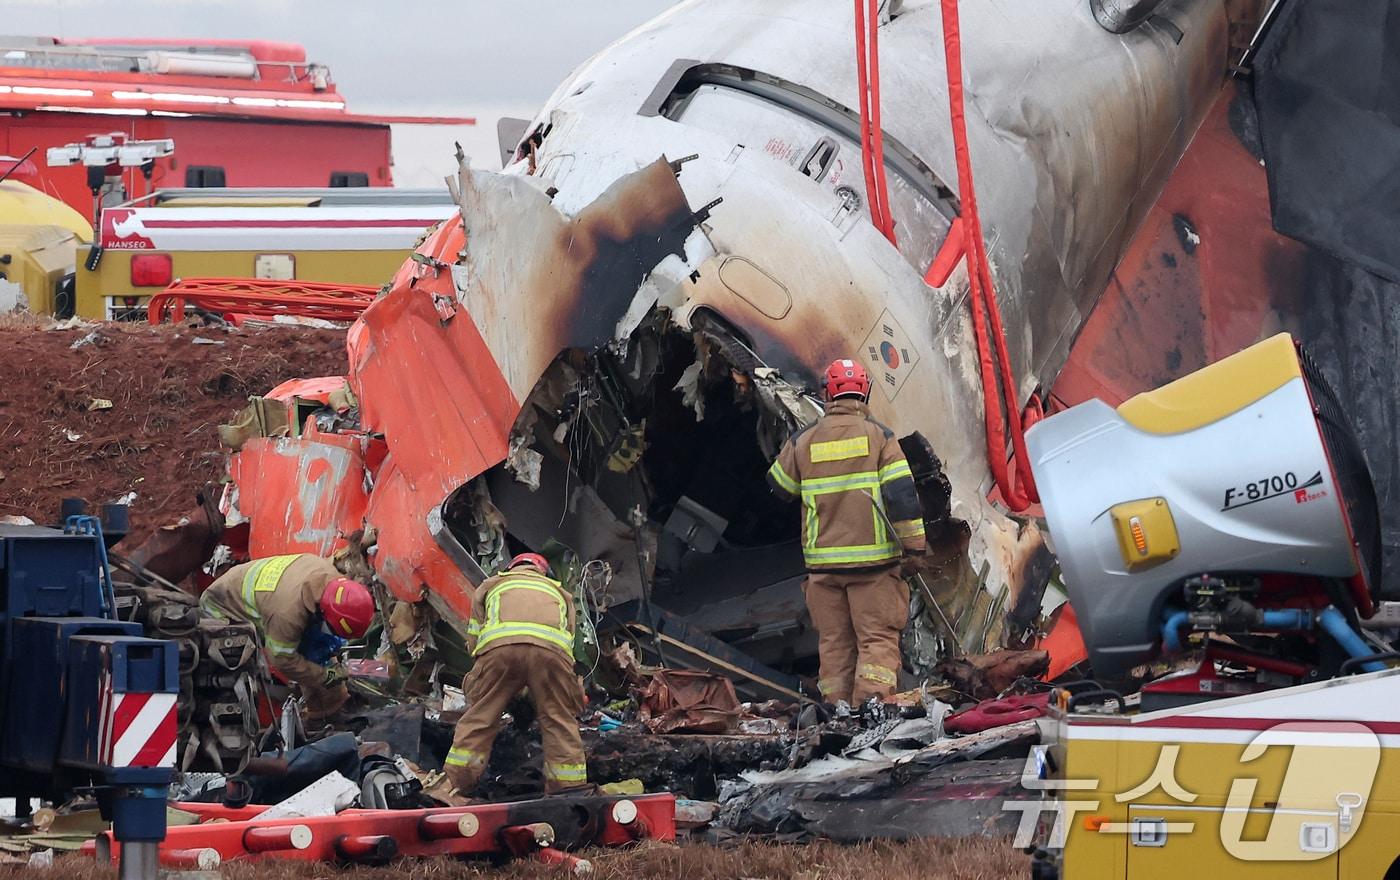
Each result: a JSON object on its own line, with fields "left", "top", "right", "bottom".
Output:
{"left": 0, "top": 521, "right": 178, "bottom": 879}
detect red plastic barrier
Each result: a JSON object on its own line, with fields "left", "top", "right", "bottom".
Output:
{"left": 93, "top": 794, "right": 677, "bottom": 864}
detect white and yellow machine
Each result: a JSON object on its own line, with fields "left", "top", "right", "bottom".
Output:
{"left": 1031, "top": 668, "right": 1400, "bottom": 878}
{"left": 1024, "top": 334, "right": 1400, "bottom": 878}
{"left": 1027, "top": 333, "right": 1385, "bottom": 685}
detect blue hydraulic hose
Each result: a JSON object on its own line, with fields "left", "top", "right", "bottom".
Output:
{"left": 1317, "top": 606, "right": 1386, "bottom": 673}
{"left": 1257, "top": 609, "right": 1314, "bottom": 631}
{"left": 1162, "top": 610, "right": 1191, "bottom": 653}
{"left": 1162, "top": 608, "right": 1313, "bottom": 654}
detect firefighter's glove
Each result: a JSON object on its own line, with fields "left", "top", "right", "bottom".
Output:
{"left": 899, "top": 555, "right": 924, "bottom": 579}
{"left": 299, "top": 624, "right": 347, "bottom": 666}
{"left": 323, "top": 664, "right": 349, "bottom": 688}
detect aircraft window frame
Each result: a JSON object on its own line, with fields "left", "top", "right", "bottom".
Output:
{"left": 640, "top": 60, "right": 959, "bottom": 223}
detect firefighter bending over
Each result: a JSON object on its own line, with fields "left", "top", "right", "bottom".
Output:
{"left": 767, "top": 358, "right": 926, "bottom": 704}
{"left": 201, "top": 553, "right": 375, "bottom": 719}
{"left": 444, "top": 553, "right": 588, "bottom": 796}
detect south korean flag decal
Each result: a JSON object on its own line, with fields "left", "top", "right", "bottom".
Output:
{"left": 861, "top": 308, "right": 919, "bottom": 401}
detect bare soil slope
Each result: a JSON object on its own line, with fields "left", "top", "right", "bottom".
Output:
{"left": 0, "top": 319, "right": 347, "bottom": 543}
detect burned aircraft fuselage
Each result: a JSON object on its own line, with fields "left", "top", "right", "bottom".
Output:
{"left": 229, "top": 0, "right": 1247, "bottom": 679}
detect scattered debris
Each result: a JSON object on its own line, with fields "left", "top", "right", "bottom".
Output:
{"left": 638, "top": 670, "right": 741, "bottom": 735}
{"left": 42, "top": 316, "right": 87, "bottom": 331}
{"left": 253, "top": 771, "right": 361, "bottom": 820}
{"left": 935, "top": 650, "right": 1050, "bottom": 701}
{"left": 504, "top": 433, "right": 544, "bottom": 490}
{"left": 85, "top": 397, "right": 112, "bottom": 411}
{"left": 0, "top": 279, "right": 28, "bottom": 314}
{"left": 716, "top": 720, "right": 1040, "bottom": 841}
{"left": 68, "top": 330, "right": 101, "bottom": 350}
{"left": 945, "top": 693, "right": 1050, "bottom": 734}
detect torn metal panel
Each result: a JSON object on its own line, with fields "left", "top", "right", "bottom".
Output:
{"left": 447, "top": 154, "right": 714, "bottom": 397}
{"left": 263, "top": 376, "right": 353, "bottom": 407}
{"left": 351, "top": 221, "right": 518, "bottom": 493}
{"left": 504, "top": 434, "right": 543, "bottom": 490}
{"left": 229, "top": 431, "right": 371, "bottom": 559}
{"left": 365, "top": 457, "right": 474, "bottom": 619}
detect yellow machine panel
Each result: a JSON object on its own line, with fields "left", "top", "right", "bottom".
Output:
{"left": 1116, "top": 333, "right": 1301, "bottom": 434}
{"left": 1108, "top": 498, "right": 1180, "bottom": 572}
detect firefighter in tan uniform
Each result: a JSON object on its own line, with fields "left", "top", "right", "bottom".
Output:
{"left": 443, "top": 553, "right": 588, "bottom": 795}
{"left": 200, "top": 553, "right": 375, "bottom": 719}
{"left": 767, "top": 358, "right": 926, "bottom": 704}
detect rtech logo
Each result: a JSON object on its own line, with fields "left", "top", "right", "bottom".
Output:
{"left": 1295, "top": 486, "right": 1328, "bottom": 504}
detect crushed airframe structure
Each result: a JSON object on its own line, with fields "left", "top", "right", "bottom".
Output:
{"left": 216, "top": 0, "right": 1272, "bottom": 692}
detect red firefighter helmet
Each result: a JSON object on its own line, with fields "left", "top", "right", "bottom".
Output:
{"left": 507, "top": 552, "right": 553, "bottom": 577}
{"left": 824, "top": 358, "right": 871, "bottom": 400}
{"left": 320, "top": 577, "right": 375, "bottom": 638}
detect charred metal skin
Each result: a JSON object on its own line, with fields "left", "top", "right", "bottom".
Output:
{"left": 436, "top": 0, "right": 1234, "bottom": 653}
{"left": 234, "top": 0, "right": 1251, "bottom": 676}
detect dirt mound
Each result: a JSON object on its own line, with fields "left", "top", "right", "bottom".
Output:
{"left": 0, "top": 320, "right": 347, "bottom": 543}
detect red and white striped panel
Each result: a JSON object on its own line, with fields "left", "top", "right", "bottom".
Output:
{"left": 97, "top": 678, "right": 178, "bottom": 768}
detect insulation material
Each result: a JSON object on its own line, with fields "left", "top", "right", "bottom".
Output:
{"left": 638, "top": 670, "right": 742, "bottom": 735}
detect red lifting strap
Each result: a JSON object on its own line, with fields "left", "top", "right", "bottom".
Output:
{"left": 854, "top": 0, "right": 897, "bottom": 245}
{"left": 939, "top": 0, "right": 1039, "bottom": 511}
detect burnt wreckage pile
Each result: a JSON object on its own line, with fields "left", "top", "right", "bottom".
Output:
{"left": 451, "top": 299, "right": 972, "bottom": 700}
{"left": 96, "top": 154, "right": 1064, "bottom": 841}
{"left": 170, "top": 307, "right": 1049, "bottom": 839}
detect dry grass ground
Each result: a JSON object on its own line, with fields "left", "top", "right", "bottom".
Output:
{"left": 12, "top": 838, "right": 1025, "bottom": 880}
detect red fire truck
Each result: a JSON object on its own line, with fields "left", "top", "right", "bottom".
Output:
{"left": 0, "top": 36, "right": 472, "bottom": 220}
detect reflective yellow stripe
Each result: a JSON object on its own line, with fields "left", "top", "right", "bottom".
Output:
{"left": 253, "top": 555, "right": 300, "bottom": 592}
{"left": 893, "top": 518, "right": 925, "bottom": 539}
{"left": 803, "top": 541, "right": 901, "bottom": 566}
{"left": 466, "top": 620, "right": 483, "bottom": 636}
{"left": 794, "top": 469, "right": 899, "bottom": 566}
{"left": 545, "top": 762, "right": 587, "bottom": 782}
{"left": 799, "top": 471, "right": 880, "bottom": 494}
{"left": 475, "top": 574, "right": 573, "bottom": 655}
{"left": 198, "top": 592, "right": 227, "bottom": 619}
{"left": 767, "top": 459, "right": 799, "bottom": 495}
{"left": 818, "top": 678, "right": 845, "bottom": 696}
{"left": 857, "top": 663, "right": 898, "bottom": 686}
{"left": 870, "top": 483, "right": 886, "bottom": 547}
{"left": 265, "top": 637, "right": 298, "bottom": 655}
{"left": 488, "top": 579, "right": 568, "bottom": 630}
{"left": 445, "top": 747, "right": 484, "bottom": 768}
{"left": 809, "top": 436, "right": 869, "bottom": 463}
{"left": 239, "top": 554, "right": 301, "bottom": 620}
{"left": 878, "top": 460, "right": 913, "bottom": 482}
{"left": 476, "top": 622, "right": 574, "bottom": 654}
